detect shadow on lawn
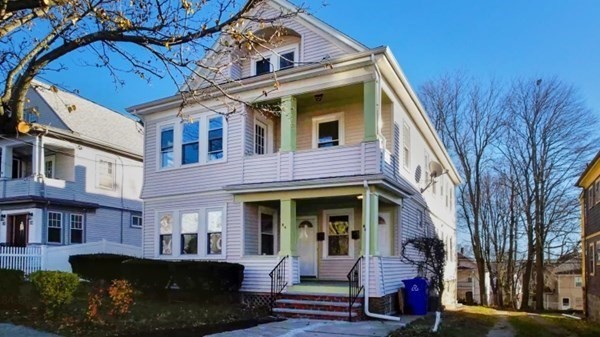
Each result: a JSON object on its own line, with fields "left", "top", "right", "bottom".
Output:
{"left": 390, "top": 307, "right": 499, "bottom": 337}
{"left": 116, "top": 317, "right": 280, "bottom": 337}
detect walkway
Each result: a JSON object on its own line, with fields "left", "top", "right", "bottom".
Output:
{"left": 209, "top": 317, "right": 420, "bottom": 337}
{"left": 485, "top": 311, "right": 515, "bottom": 337}
{"left": 0, "top": 324, "right": 61, "bottom": 337}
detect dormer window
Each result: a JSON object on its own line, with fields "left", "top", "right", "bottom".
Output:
{"left": 251, "top": 45, "right": 299, "bottom": 76}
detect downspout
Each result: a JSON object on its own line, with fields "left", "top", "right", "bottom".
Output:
{"left": 363, "top": 180, "right": 401, "bottom": 321}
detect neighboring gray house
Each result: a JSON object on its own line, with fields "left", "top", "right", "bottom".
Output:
{"left": 0, "top": 80, "right": 144, "bottom": 247}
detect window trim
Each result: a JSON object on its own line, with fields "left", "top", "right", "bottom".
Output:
{"left": 311, "top": 112, "right": 345, "bottom": 149}
{"left": 155, "top": 113, "right": 228, "bottom": 172}
{"left": 96, "top": 156, "right": 116, "bottom": 190}
{"left": 258, "top": 206, "right": 278, "bottom": 256}
{"left": 207, "top": 115, "right": 225, "bottom": 162}
{"left": 250, "top": 44, "right": 300, "bottom": 76}
{"left": 131, "top": 214, "right": 143, "bottom": 228}
{"left": 590, "top": 242, "right": 595, "bottom": 276}
{"left": 181, "top": 121, "right": 200, "bottom": 166}
{"left": 323, "top": 208, "right": 354, "bottom": 259}
{"left": 158, "top": 212, "right": 174, "bottom": 256}
{"left": 562, "top": 297, "right": 571, "bottom": 309}
{"left": 44, "top": 155, "right": 56, "bottom": 179}
{"left": 180, "top": 211, "right": 200, "bottom": 255}
{"left": 47, "top": 211, "right": 63, "bottom": 244}
{"left": 575, "top": 276, "right": 582, "bottom": 288}
{"left": 69, "top": 213, "right": 84, "bottom": 244}
{"left": 206, "top": 207, "right": 225, "bottom": 257}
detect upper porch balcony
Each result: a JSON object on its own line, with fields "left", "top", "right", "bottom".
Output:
{"left": 239, "top": 82, "right": 399, "bottom": 186}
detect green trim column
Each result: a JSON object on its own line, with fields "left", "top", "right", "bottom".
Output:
{"left": 363, "top": 81, "right": 378, "bottom": 142}
{"left": 360, "top": 191, "right": 380, "bottom": 256}
{"left": 280, "top": 96, "right": 297, "bottom": 152}
{"left": 369, "top": 193, "right": 380, "bottom": 256}
{"left": 279, "top": 199, "right": 297, "bottom": 256}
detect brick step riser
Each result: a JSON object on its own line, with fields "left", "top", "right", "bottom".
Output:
{"left": 279, "top": 295, "right": 364, "bottom": 303}
{"left": 274, "top": 302, "right": 362, "bottom": 313}
{"left": 275, "top": 312, "right": 362, "bottom": 322}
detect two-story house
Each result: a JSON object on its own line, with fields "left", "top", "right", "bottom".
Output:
{"left": 577, "top": 150, "right": 600, "bottom": 321}
{"left": 128, "top": 0, "right": 460, "bottom": 320}
{"left": 0, "top": 80, "right": 144, "bottom": 248}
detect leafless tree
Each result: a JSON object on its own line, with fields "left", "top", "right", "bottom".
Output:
{"left": 503, "top": 77, "right": 596, "bottom": 310}
{"left": 0, "top": 0, "right": 305, "bottom": 132}
{"left": 420, "top": 73, "right": 505, "bottom": 306}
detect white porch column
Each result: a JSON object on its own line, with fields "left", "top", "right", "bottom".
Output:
{"left": 32, "top": 136, "right": 40, "bottom": 179}
{"left": 1, "top": 146, "right": 13, "bottom": 179}
{"left": 38, "top": 136, "right": 45, "bottom": 180}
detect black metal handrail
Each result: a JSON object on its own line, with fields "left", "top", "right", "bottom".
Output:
{"left": 269, "top": 255, "right": 288, "bottom": 312}
{"left": 347, "top": 256, "right": 364, "bottom": 321}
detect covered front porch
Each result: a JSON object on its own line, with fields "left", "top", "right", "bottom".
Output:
{"left": 232, "top": 180, "right": 405, "bottom": 292}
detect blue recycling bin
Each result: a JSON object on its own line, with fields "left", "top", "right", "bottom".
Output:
{"left": 402, "top": 277, "right": 428, "bottom": 315}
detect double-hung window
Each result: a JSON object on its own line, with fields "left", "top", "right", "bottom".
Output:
{"left": 312, "top": 113, "right": 344, "bottom": 149}
{"left": 255, "top": 120, "right": 267, "bottom": 155}
{"left": 403, "top": 122, "right": 411, "bottom": 169}
{"left": 207, "top": 209, "right": 223, "bottom": 255}
{"left": 131, "top": 215, "right": 142, "bottom": 228}
{"left": 47, "top": 212, "right": 62, "bottom": 244}
{"left": 259, "top": 207, "right": 277, "bottom": 255}
{"left": 70, "top": 214, "right": 83, "bottom": 244}
{"left": 182, "top": 121, "right": 199, "bottom": 165}
{"left": 181, "top": 212, "right": 199, "bottom": 255}
{"left": 159, "top": 213, "right": 173, "bottom": 255}
{"left": 324, "top": 209, "right": 353, "bottom": 257}
{"left": 252, "top": 46, "right": 297, "bottom": 76}
{"left": 160, "top": 127, "right": 174, "bottom": 168}
{"left": 97, "top": 158, "right": 115, "bottom": 189}
{"left": 575, "top": 276, "right": 582, "bottom": 287}
{"left": 208, "top": 116, "right": 224, "bottom": 161}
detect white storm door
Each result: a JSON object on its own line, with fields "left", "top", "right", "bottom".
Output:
{"left": 297, "top": 217, "right": 317, "bottom": 277}
{"left": 378, "top": 212, "right": 392, "bottom": 256}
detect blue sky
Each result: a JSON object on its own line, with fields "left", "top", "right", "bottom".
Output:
{"left": 42, "top": 0, "right": 600, "bottom": 117}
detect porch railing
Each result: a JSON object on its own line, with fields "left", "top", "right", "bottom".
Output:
{"left": 347, "top": 256, "right": 364, "bottom": 321}
{"left": 269, "top": 255, "right": 288, "bottom": 312}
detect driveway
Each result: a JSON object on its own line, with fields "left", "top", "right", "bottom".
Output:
{"left": 0, "top": 324, "right": 61, "bottom": 337}
{"left": 209, "top": 317, "right": 421, "bottom": 337}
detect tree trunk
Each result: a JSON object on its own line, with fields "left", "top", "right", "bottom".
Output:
{"left": 535, "top": 232, "right": 545, "bottom": 311}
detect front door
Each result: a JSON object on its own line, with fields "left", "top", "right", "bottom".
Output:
{"left": 297, "top": 216, "right": 317, "bottom": 277}
{"left": 7, "top": 214, "right": 28, "bottom": 247}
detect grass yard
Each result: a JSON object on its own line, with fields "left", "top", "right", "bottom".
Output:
{"left": 509, "top": 313, "right": 600, "bottom": 337}
{"left": 0, "top": 283, "right": 271, "bottom": 337}
{"left": 390, "top": 306, "right": 499, "bottom": 337}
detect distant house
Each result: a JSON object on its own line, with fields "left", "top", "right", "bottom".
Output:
{"left": 457, "top": 251, "right": 489, "bottom": 305}
{"left": 0, "top": 80, "right": 144, "bottom": 248}
{"left": 577, "top": 150, "right": 600, "bottom": 321}
{"left": 128, "top": 0, "right": 461, "bottom": 319}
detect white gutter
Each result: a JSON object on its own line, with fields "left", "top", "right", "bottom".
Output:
{"left": 363, "top": 180, "right": 401, "bottom": 322}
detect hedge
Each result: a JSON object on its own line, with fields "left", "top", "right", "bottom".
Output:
{"left": 30, "top": 270, "right": 79, "bottom": 315}
{"left": 69, "top": 254, "right": 132, "bottom": 282}
{"left": 0, "top": 269, "right": 24, "bottom": 307}
{"left": 122, "top": 259, "right": 245, "bottom": 295}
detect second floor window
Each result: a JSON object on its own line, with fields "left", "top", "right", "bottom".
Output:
{"left": 97, "top": 158, "right": 115, "bottom": 190}
{"left": 182, "top": 121, "right": 199, "bottom": 165}
{"left": 312, "top": 113, "right": 344, "bottom": 149}
{"left": 131, "top": 215, "right": 142, "bottom": 228}
{"left": 160, "top": 127, "right": 174, "bottom": 168}
{"left": 208, "top": 116, "right": 224, "bottom": 161}
{"left": 255, "top": 120, "right": 267, "bottom": 155}
{"left": 403, "top": 122, "right": 411, "bottom": 169}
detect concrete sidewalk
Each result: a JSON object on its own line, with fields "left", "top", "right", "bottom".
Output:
{"left": 0, "top": 324, "right": 61, "bottom": 337}
{"left": 209, "top": 317, "right": 421, "bottom": 337}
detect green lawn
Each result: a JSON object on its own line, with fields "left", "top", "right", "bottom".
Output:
{"left": 509, "top": 314, "right": 600, "bottom": 337}
{"left": 390, "top": 306, "right": 499, "bottom": 337}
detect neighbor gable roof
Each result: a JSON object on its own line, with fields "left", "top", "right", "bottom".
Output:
{"left": 30, "top": 80, "right": 144, "bottom": 157}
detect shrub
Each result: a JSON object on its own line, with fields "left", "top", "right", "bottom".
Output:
{"left": 30, "top": 271, "right": 79, "bottom": 315}
{"left": 69, "top": 254, "right": 132, "bottom": 282}
{"left": 121, "top": 259, "right": 244, "bottom": 298}
{"left": 0, "top": 269, "right": 24, "bottom": 307}
{"left": 108, "top": 280, "right": 134, "bottom": 317}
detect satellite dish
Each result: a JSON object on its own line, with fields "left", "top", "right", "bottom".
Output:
{"left": 429, "top": 161, "right": 444, "bottom": 178}
{"left": 17, "top": 121, "right": 31, "bottom": 134}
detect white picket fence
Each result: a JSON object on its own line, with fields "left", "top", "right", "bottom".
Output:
{"left": 0, "top": 240, "right": 142, "bottom": 275}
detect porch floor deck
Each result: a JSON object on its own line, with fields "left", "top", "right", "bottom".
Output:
{"left": 286, "top": 280, "right": 350, "bottom": 296}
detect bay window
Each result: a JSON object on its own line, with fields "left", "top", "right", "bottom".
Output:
{"left": 207, "top": 209, "right": 223, "bottom": 255}
{"left": 157, "top": 114, "right": 226, "bottom": 170}
{"left": 181, "top": 121, "right": 199, "bottom": 165}
{"left": 181, "top": 212, "right": 199, "bottom": 254}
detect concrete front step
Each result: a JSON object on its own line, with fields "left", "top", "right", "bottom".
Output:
{"left": 275, "top": 299, "right": 362, "bottom": 313}
{"left": 280, "top": 293, "right": 364, "bottom": 303}
{"left": 273, "top": 307, "right": 360, "bottom": 321}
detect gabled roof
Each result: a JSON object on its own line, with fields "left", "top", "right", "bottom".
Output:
{"left": 576, "top": 150, "right": 600, "bottom": 188}
{"left": 30, "top": 80, "right": 144, "bottom": 156}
